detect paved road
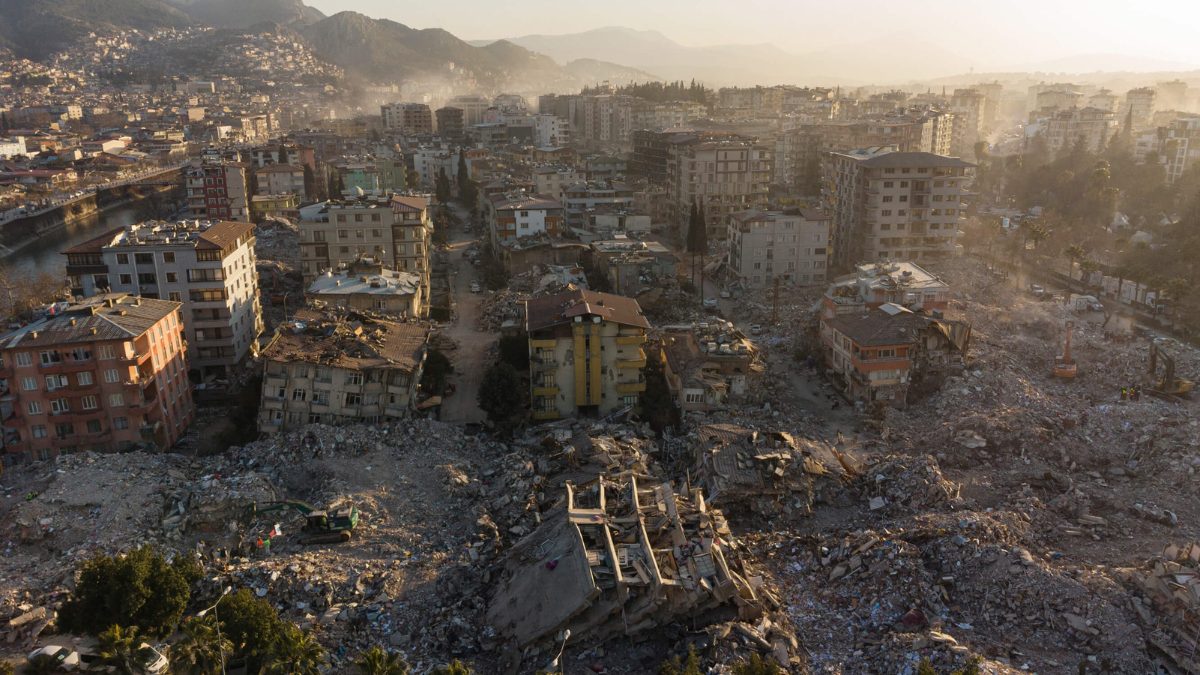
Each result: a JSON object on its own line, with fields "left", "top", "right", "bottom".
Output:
{"left": 437, "top": 209, "right": 496, "bottom": 425}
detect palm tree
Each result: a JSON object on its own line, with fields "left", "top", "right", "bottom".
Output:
{"left": 96, "top": 625, "right": 160, "bottom": 675}
{"left": 1064, "top": 244, "right": 1086, "bottom": 278}
{"left": 353, "top": 648, "right": 408, "bottom": 675}
{"left": 259, "top": 626, "right": 325, "bottom": 675}
{"left": 169, "top": 616, "right": 232, "bottom": 675}
{"left": 24, "top": 656, "right": 59, "bottom": 675}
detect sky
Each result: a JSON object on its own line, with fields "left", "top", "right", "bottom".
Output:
{"left": 304, "top": 0, "right": 1200, "bottom": 69}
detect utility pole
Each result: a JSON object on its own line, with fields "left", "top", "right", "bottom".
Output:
{"left": 772, "top": 276, "right": 780, "bottom": 324}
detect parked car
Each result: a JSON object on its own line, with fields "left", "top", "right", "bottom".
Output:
{"left": 750, "top": 324, "right": 762, "bottom": 336}
{"left": 719, "top": 290, "right": 731, "bottom": 299}
{"left": 28, "top": 646, "right": 79, "bottom": 671}
{"left": 470, "top": 282, "right": 481, "bottom": 293}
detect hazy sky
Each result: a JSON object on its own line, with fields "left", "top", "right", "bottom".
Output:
{"left": 304, "top": 0, "right": 1200, "bottom": 68}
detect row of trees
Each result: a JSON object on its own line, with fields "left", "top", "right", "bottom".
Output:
{"left": 581, "top": 79, "right": 710, "bottom": 104}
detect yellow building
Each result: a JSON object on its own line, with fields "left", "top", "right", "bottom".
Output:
{"left": 250, "top": 194, "right": 300, "bottom": 220}
{"left": 523, "top": 289, "right": 649, "bottom": 420}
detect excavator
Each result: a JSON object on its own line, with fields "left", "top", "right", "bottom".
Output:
{"left": 242, "top": 500, "right": 359, "bottom": 544}
{"left": 1149, "top": 343, "right": 1195, "bottom": 397}
{"left": 1053, "top": 321, "right": 1077, "bottom": 379}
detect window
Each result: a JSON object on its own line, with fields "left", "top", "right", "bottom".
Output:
{"left": 55, "top": 423, "right": 74, "bottom": 439}
{"left": 881, "top": 210, "right": 892, "bottom": 216}
{"left": 81, "top": 396, "right": 98, "bottom": 410}
{"left": 77, "top": 371, "right": 92, "bottom": 386}
{"left": 345, "top": 372, "right": 364, "bottom": 386}
{"left": 109, "top": 393, "right": 124, "bottom": 406}
{"left": 169, "top": 292, "right": 182, "bottom": 302}
{"left": 166, "top": 272, "right": 178, "bottom": 283}
{"left": 685, "top": 392, "right": 703, "bottom": 403}
{"left": 187, "top": 269, "right": 225, "bottom": 282}
{"left": 117, "top": 254, "right": 129, "bottom": 264}
{"left": 190, "top": 289, "right": 227, "bottom": 302}
{"left": 356, "top": 230, "right": 364, "bottom": 239}
{"left": 877, "top": 349, "right": 896, "bottom": 358}
{"left": 882, "top": 196, "right": 893, "bottom": 203}
{"left": 86, "top": 419, "right": 103, "bottom": 434}
{"left": 883, "top": 182, "right": 893, "bottom": 188}
{"left": 120, "top": 274, "right": 133, "bottom": 285}
{"left": 32, "top": 425, "right": 47, "bottom": 438}
{"left": 135, "top": 253, "right": 153, "bottom": 264}
{"left": 372, "top": 229, "right": 382, "bottom": 237}
{"left": 114, "top": 417, "right": 128, "bottom": 430}
{"left": 288, "top": 411, "right": 303, "bottom": 425}
{"left": 163, "top": 252, "right": 175, "bottom": 263}
{"left": 98, "top": 345, "right": 115, "bottom": 360}
{"left": 51, "top": 398, "right": 68, "bottom": 413}
{"left": 293, "top": 364, "right": 308, "bottom": 378}
{"left": 344, "top": 392, "right": 362, "bottom": 406}
{"left": 27, "top": 401, "right": 43, "bottom": 415}
{"left": 40, "top": 351, "right": 61, "bottom": 365}
{"left": 15, "top": 352, "right": 31, "bottom": 367}
{"left": 313, "top": 391, "right": 329, "bottom": 405}
{"left": 313, "top": 231, "right": 325, "bottom": 242}
{"left": 292, "top": 388, "right": 307, "bottom": 401}
{"left": 884, "top": 168, "right": 895, "bottom": 174}
{"left": 21, "top": 377, "right": 36, "bottom": 391}
{"left": 899, "top": 195, "right": 908, "bottom": 202}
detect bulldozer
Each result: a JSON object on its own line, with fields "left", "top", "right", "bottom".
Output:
{"left": 1053, "top": 321, "right": 1077, "bottom": 379}
{"left": 242, "top": 500, "right": 359, "bottom": 545}
{"left": 1150, "top": 343, "right": 1195, "bottom": 397}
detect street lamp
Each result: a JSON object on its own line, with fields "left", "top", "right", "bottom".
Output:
{"left": 546, "top": 629, "right": 570, "bottom": 673}
{"left": 196, "top": 586, "right": 232, "bottom": 675}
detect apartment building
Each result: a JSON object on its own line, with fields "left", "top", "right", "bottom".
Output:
{"left": 435, "top": 106, "right": 465, "bottom": 141}
{"left": 534, "top": 113, "right": 569, "bottom": 147}
{"left": 488, "top": 195, "right": 565, "bottom": 251}
{"left": 562, "top": 181, "right": 635, "bottom": 230}
{"left": 448, "top": 94, "right": 490, "bottom": 127}
{"left": 823, "top": 148, "right": 974, "bottom": 270}
{"left": 254, "top": 163, "right": 306, "bottom": 199}
{"left": 531, "top": 166, "right": 581, "bottom": 202}
{"left": 1159, "top": 117, "right": 1200, "bottom": 184}
{"left": 1045, "top": 107, "right": 1117, "bottom": 153}
{"left": 298, "top": 194, "right": 433, "bottom": 308}
{"left": 186, "top": 162, "right": 250, "bottom": 220}
{"left": 660, "top": 321, "right": 754, "bottom": 412}
{"left": 727, "top": 208, "right": 831, "bottom": 289}
{"left": 666, "top": 137, "right": 774, "bottom": 243}
{"left": 1123, "top": 87, "right": 1157, "bottom": 127}
{"left": 257, "top": 309, "right": 428, "bottom": 433}
{"left": 524, "top": 289, "right": 649, "bottom": 420}
{"left": 1035, "top": 89, "right": 1085, "bottom": 113}
{"left": 62, "top": 220, "right": 263, "bottom": 379}
{"left": 0, "top": 293, "right": 192, "bottom": 465}
{"left": 1087, "top": 90, "right": 1120, "bottom": 113}
{"left": 381, "top": 103, "right": 433, "bottom": 135}
{"left": 949, "top": 89, "right": 986, "bottom": 159}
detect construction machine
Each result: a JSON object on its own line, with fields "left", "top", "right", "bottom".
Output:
{"left": 241, "top": 501, "right": 359, "bottom": 544}
{"left": 1053, "top": 321, "right": 1077, "bottom": 378}
{"left": 1149, "top": 343, "right": 1195, "bottom": 397}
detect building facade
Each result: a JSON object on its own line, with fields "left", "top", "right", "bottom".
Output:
{"left": 1045, "top": 107, "right": 1116, "bottom": 153}
{"left": 667, "top": 138, "right": 774, "bottom": 243}
{"left": 823, "top": 149, "right": 974, "bottom": 271}
{"left": 727, "top": 209, "right": 831, "bottom": 289}
{"left": 186, "top": 162, "right": 250, "bottom": 220}
{"left": 524, "top": 290, "right": 649, "bottom": 420}
{"left": 0, "top": 294, "right": 192, "bottom": 465}
{"left": 381, "top": 103, "right": 433, "bottom": 135}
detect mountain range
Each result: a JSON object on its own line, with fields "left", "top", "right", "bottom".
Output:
{"left": 0, "top": 0, "right": 656, "bottom": 89}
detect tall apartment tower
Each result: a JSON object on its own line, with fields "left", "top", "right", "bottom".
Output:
{"left": 822, "top": 148, "right": 975, "bottom": 271}
{"left": 186, "top": 162, "right": 249, "bottom": 220}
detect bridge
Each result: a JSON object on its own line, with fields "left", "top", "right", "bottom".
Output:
{"left": 0, "top": 162, "right": 189, "bottom": 226}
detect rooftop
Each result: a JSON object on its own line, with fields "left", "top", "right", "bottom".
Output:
{"left": 0, "top": 294, "right": 179, "bottom": 349}
{"left": 306, "top": 269, "right": 421, "bottom": 297}
{"left": 525, "top": 289, "right": 649, "bottom": 332}
{"left": 263, "top": 309, "right": 428, "bottom": 371}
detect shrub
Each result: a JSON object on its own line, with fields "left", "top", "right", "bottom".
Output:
{"left": 59, "top": 547, "right": 201, "bottom": 639}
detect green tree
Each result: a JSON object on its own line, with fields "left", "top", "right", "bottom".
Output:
{"left": 405, "top": 169, "right": 420, "bottom": 190}
{"left": 96, "top": 625, "right": 160, "bottom": 675}
{"left": 59, "top": 547, "right": 201, "bottom": 639}
{"left": 658, "top": 647, "right": 701, "bottom": 675}
{"left": 459, "top": 178, "right": 479, "bottom": 211}
{"left": 477, "top": 363, "right": 523, "bottom": 424}
{"left": 303, "top": 165, "right": 317, "bottom": 201}
{"left": 431, "top": 661, "right": 472, "bottom": 675}
{"left": 24, "top": 656, "right": 59, "bottom": 675}
{"left": 498, "top": 335, "right": 530, "bottom": 371}
{"left": 354, "top": 648, "right": 408, "bottom": 675}
{"left": 731, "top": 654, "right": 779, "bottom": 675}
{"left": 259, "top": 626, "right": 325, "bottom": 675}
{"left": 217, "top": 589, "right": 284, "bottom": 672}
{"left": 641, "top": 349, "right": 680, "bottom": 434}
{"left": 1063, "top": 244, "right": 1086, "bottom": 277}
{"left": 917, "top": 658, "right": 938, "bottom": 675}
{"left": 168, "top": 616, "right": 232, "bottom": 675}
{"left": 0, "top": 659, "right": 13, "bottom": 675}
{"left": 435, "top": 168, "right": 452, "bottom": 205}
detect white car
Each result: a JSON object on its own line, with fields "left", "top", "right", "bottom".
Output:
{"left": 750, "top": 324, "right": 762, "bottom": 336}
{"left": 28, "top": 646, "right": 80, "bottom": 671}
{"left": 470, "top": 282, "right": 481, "bottom": 293}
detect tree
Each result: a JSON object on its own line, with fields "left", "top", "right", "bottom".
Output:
{"left": 658, "top": 647, "right": 701, "bottom": 675}
{"left": 477, "top": 363, "right": 523, "bottom": 424}
{"left": 459, "top": 178, "right": 479, "bottom": 211}
{"left": 435, "top": 168, "right": 452, "bottom": 205}
{"left": 24, "top": 656, "right": 59, "bottom": 675}
{"left": 405, "top": 169, "right": 420, "bottom": 190}
{"left": 641, "top": 350, "right": 680, "bottom": 434}
{"left": 431, "top": 661, "right": 472, "bottom": 675}
{"left": 1063, "top": 244, "right": 1086, "bottom": 277}
{"left": 96, "top": 625, "right": 160, "bottom": 675}
{"left": 217, "top": 589, "right": 284, "bottom": 672}
{"left": 456, "top": 151, "right": 469, "bottom": 191}
{"left": 497, "top": 335, "right": 530, "bottom": 371}
{"left": 730, "top": 654, "right": 779, "bottom": 675}
{"left": 354, "top": 648, "right": 408, "bottom": 675}
{"left": 259, "top": 626, "right": 325, "bottom": 675}
{"left": 0, "top": 659, "right": 13, "bottom": 675}
{"left": 168, "top": 616, "right": 231, "bottom": 675}
{"left": 303, "top": 165, "right": 317, "bottom": 201}
{"left": 59, "top": 547, "right": 201, "bottom": 639}
{"left": 420, "top": 349, "right": 453, "bottom": 395}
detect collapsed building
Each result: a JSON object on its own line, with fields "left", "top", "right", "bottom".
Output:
{"left": 660, "top": 321, "right": 758, "bottom": 412}
{"left": 304, "top": 255, "right": 424, "bottom": 319}
{"left": 487, "top": 470, "right": 784, "bottom": 651}
{"left": 689, "top": 424, "right": 852, "bottom": 517}
{"left": 589, "top": 238, "right": 679, "bottom": 298}
{"left": 257, "top": 308, "right": 429, "bottom": 433}
{"left": 821, "top": 261, "right": 951, "bottom": 317}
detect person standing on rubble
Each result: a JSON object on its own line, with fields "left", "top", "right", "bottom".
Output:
{"left": 1120, "top": 388, "right": 1127, "bottom": 401}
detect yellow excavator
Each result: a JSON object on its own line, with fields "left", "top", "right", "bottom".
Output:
{"left": 1150, "top": 343, "right": 1195, "bottom": 397}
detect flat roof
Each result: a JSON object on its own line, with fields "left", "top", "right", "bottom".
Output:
{"left": 306, "top": 270, "right": 420, "bottom": 297}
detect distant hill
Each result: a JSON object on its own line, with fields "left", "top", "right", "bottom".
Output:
{"left": 166, "top": 0, "right": 325, "bottom": 30}
{"left": 562, "top": 58, "right": 659, "bottom": 87}
{"left": 0, "top": 0, "right": 193, "bottom": 60}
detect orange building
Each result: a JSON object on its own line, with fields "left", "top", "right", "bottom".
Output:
{"left": 1, "top": 294, "right": 193, "bottom": 466}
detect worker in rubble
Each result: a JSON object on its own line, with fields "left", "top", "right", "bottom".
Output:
{"left": 1120, "top": 388, "right": 1127, "bottom": 401}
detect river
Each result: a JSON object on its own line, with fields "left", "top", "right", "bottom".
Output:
{"left": 0, "top": 203, "right": 144, "bottom": 282}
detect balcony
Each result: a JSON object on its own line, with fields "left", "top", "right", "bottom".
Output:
{"left": 529, "top": 339, "right": 557, "bottom": 349}
{"left": 262, "top": 397, "right": 285, "bottom": 410}
{"left": 533, "top": 410, "right": 559, "bottom": 420}
{"left": 2, "top": 410, "right": 21, "bottom": 428}
{"left": 194, "top": 336, "right": 235, "bottom": 348}
{"left": 128, "top": 394, "right": 159, "bottom": 414}
{"left": 189, "top": 299, "right": 230, "bottom": 310}
{"left": 37, "top": 358, "right": 96, "bottom": 374}
{"left": 532, "top": 385, "right": 559, "bottom": 396}
{"left": 615, "top": 333, "right": 647, "bottom": 345}
{"left": 616, "top": 377, "right": 647, "bottom": 393}
{"left": 140, "top": 421, "right": 163, "bottom": 437}
{"left": 44, "top": 382, "right": 101, "bottom": 395}
{"left": 616, "top": 348, "right": 647, "bottom": 369}
{"left": 531, "top": 355, "right": 558, "bottom": 371}
{"left": 265, "top": 373, "right": 288, "bottom": 386}
{"left": 71, "top": 429, "right": 113, "bottom": 444}
{"left": 119, "top": 348, "right": 152, "bottom": 365}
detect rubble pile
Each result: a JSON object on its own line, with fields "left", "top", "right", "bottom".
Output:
{"left": 476, "top": 266, "right": 583, "bottom": 332}
{"left": 255, "top": 219, "right": 301, "bottom": 268}
{"left": 1116, "top": 542, "right": 1200, "bottom": 673}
